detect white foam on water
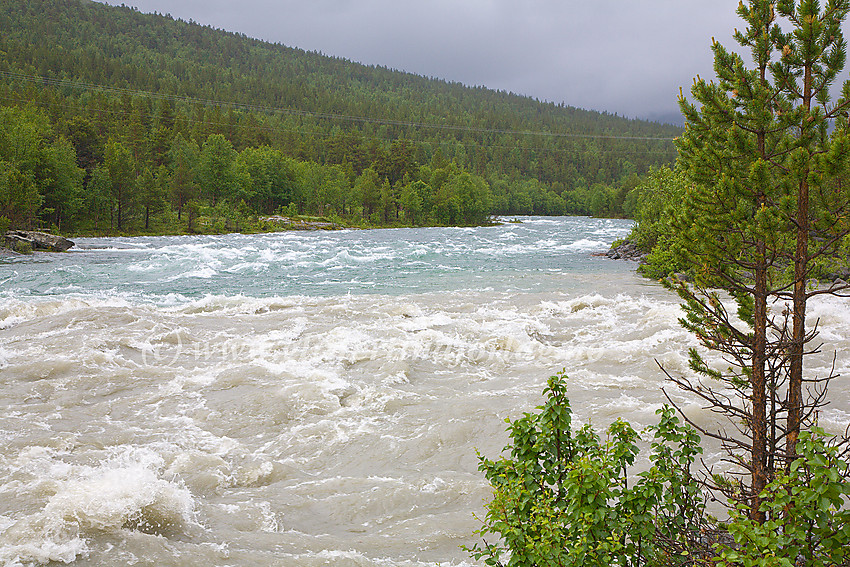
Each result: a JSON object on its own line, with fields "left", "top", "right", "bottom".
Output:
{"left": 125, "top": 261, "right": 164, "bottom": 273}
{"left": 565, "top": 238, "right": 610, "bottom": 252}
{"left": 518, "top": 217, "right": 562, "bottom": 225}
{"left": 0, "top": 448, "right": 196, "bottom": 566}
{"left": 169, "top": 266, "right": 218, "bottom": 280}
{"left": 170, "top": 293, "right": 306, "bottom": 316}
{"left": 0, "top": 296, "right": 137, "bottom": 331}
{"left": 0, "top": 347, "right": 8, "bottom": 370}
{"left": 591, "top": 225, "right": 634, "bottom": 237}
{"left": 224, "top": 261, "right": 270, "bottom": 274}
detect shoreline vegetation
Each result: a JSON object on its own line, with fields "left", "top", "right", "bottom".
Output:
{"left": 609, "top": 165, "right": 850, "bottom": 284}
{"left": 0, "top": 99, "right": 626, "bottom": 240}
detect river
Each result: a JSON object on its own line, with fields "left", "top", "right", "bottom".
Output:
{"left": 1, "top": 217, "right": 848, "bottom": 566}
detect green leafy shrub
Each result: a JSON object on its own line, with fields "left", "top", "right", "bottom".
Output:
{"left": 467, "top": 372, "right": 708, "bottom": 567}
{"left": 638, "top": 233, "right": 690, "bottom": 281}
{"left": 716, "top": 428, "right": 850, "bottom": 567}
{"left": 470, "top": 373, "right": 850, "bottom": 567}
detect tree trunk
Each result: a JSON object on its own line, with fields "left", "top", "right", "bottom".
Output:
{"left": 752, "top": 244, "right": 769, "bottom": 521}
{"left": 787, "top": 63, "right": 814, "bottom": 466}
{"left": 751, "top": 123, "right": 769, "bottom": 521}
{"left": 787, "top": 176, "right": 808, "bottom": 466}
{"left": 117, "top": 193, "right": 123, "bottom": 231}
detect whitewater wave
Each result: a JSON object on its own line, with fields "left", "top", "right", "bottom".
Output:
{"left": 0, "top": 448, "right": 196, "bottom": 566}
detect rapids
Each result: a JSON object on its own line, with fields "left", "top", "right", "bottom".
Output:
{"left": 1, "top": 217, "right": 848, "bottom": 566}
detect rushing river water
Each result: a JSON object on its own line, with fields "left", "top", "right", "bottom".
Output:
{"left": 1, "top": 217, "right": 849, "bottom": 567}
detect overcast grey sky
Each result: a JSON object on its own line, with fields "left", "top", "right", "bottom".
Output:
{"left": 99, "top": 0, "right": 745, "bottom": 124}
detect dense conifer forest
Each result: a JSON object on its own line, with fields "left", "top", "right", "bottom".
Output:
{"left": 0, "top": 0, "right": 681, "bottom": 235}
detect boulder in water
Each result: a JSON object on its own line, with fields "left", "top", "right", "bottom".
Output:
{"left": 4, "top": 230, "right": 75, "bottom": 252}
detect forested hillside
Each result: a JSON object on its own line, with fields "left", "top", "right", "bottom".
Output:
{"left": 0, "top": 0, "right": 680, "bottom": 234}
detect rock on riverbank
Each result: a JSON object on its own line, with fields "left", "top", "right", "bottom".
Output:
{"left": 605, "top": 239, "right": 646, "bottom": 262}
{"left": 259, "top": 216, "right": 342, "bottom": 231}
{"left": 3, "top": 231, "right": 75, "bottom": 252}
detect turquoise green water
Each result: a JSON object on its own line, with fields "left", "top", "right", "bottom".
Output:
{"left": 1, "top": 217, "right": 635, "bottom": 301}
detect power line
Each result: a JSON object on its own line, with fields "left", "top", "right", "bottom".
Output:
{"left": 0, "top": 70, "right": 679, "bottom": 143}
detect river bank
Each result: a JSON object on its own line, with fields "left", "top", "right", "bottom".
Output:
{"left": 0, "top": 217, "right": 347, "bottom": 256}
{"left": 2, "top": 215, "right": 513, "bottom": 246}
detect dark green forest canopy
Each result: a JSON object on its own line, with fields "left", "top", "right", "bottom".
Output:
{"left": 0, "top": 0, "right": 681, "bottom": 234}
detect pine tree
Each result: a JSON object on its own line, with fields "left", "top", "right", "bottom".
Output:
{"left": 672, "top": 0, "right": 850, "bottom": 522}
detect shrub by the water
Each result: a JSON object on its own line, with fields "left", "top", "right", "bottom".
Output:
{"left": 469, "top": 373, "right": 850, "bottom": 567}
{"left": 467, "top": 372, "right": 709, "bottom": 567}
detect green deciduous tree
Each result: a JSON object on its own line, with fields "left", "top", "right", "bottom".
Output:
{"left": 319, "top": 164, "right": 352, "bottom": 217}
{"left": 40, "top": 136, "right": 84, "bottom": 231}
{"left": 399, "top": 179, "right": 427, "bottom": 225}
{"left": 625, "top": 167, "right": 688, "bottom": 254}
{"left": 356, "top": 167, "right": 382, "bottom": 219}
{"left": 0, "top": 106, "right": 80, "bottom": 230}
{"left": 237, "top": 145, "right": 296, "bottom": 214}
{"left": 448, "top": 171, "right": 492, "bottom": 225}
{"left": 622, "top": 167, "right": 692, "bottom": 279}
{"left": 198, "top": 133, "right": 239, "bottom": 206}
{"left": 136, "top": 166, "right": 168, "bottom": 231}
{"left": 103, "top": 139, "right": 136, "bottom": 231}
{"left": 0, "top": 162, "right": 41, "bottom": 229}
{"left": 85, "top": 165, "right": 113, "bottom": 232}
